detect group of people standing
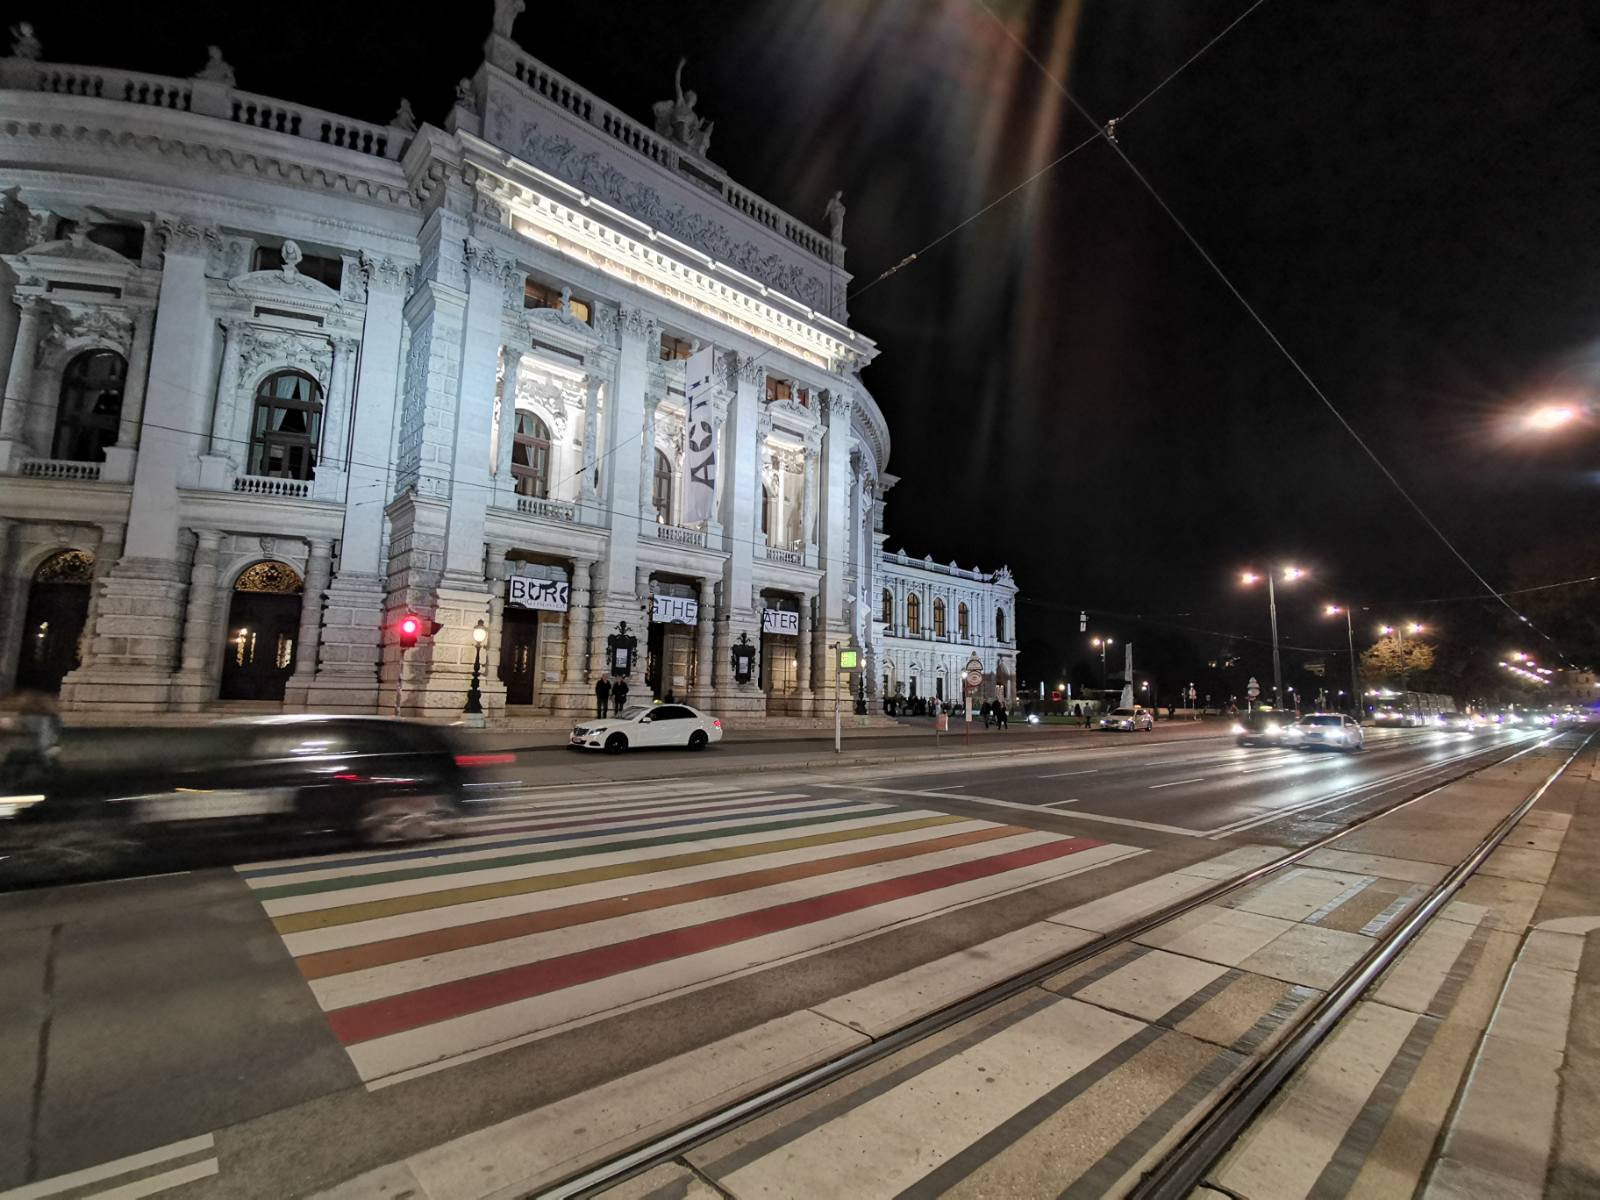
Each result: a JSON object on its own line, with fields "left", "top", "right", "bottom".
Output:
{"left": 593, "top": 676, "right": 629, "bottom": 717}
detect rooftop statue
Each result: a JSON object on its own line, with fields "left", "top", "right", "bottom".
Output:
{"left": 9, "top": 21, "right": 41, "bottom": 60}
{"left": 824, "top": 191, "right": 846, "bottom": 243}
{"left": 391, "top": 98, "right": 417, "bottom": 132}
{"left": 492, "top": 0, "right": 525, "bottom": 39}
{"left": 651, "top": 58, "right": 714, "bottom": 158}
{"left": 194, "top": 45, "right": 236, "bottom": 86}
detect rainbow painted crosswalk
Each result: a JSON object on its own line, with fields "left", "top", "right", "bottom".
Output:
{"left": 238, "top": 781, "right": 1141, "bottom": 1085}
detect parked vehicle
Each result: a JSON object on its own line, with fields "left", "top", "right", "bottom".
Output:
{"left": 570, "top": 704, "right": 724, "bottom": 752}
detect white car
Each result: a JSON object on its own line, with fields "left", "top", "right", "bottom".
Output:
{"left": 569, "top": 704, "right": 723, "bottom": 753}
{"left": 1287, "top": 713, "right": 1365, "bottom": 752}
{"left": 1099, "top": 707, "right": 1154, "bottom": 732}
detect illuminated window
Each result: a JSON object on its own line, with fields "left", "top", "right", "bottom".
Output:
{"left": 524, "top": 279, "right": 590, "bottom": 324}
{"left": 995, "top": 608, "right": 1007, "bottom": 641}
{"left": 958, "top": 602, "right": 969, "bottom": 640}
{"left": 54, "top": 350, "right": 126, "bottom": 462}
{"left": 765, "top": 377, "right": 792, "bottom": 403}
{"left": 249, "top": 371, "right": 322, "bottom": 480}
{"left": 882, "top": 588, "right": 893, "bottom": 625}
{"left": 907, "top": 593, "right": 921, "bottom": 635}
{"left": 933, "top": 598, "right": 946, "bottom": 638}
{"left": 659, "top": 333, "right": 693, "bottom": 361}
{"left": 512, "top": 411, "right": 552, "bottom": 498}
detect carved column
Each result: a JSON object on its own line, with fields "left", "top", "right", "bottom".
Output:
{"left": 0, "top": 296, "right": 44, "bottom": 444}
{"left": 711, "top": 581, "right": 730, "bottom": 691}
{"left": 802, "top": 439, "right": 820, "bottom": 565}
{"left": 319, "top": 337, "right": 357, "bottom": 470}
{"left": 580, "top": 375, "right": 602, "bottom": 504}
{"left": 209, "top": 319, "right": 246, "bottom": 458}
{"left": 289, "top": 538, "right": 333, "bottom": 686}
{"left": 565, "top": 557, "right": 594, "bottom": 683}
{"left": 114, "top": 308, "right": 156, "bottom": 449}
{"left": 72, "top": 521, "right": 126, "bottom": 671}
{"left": 177, "top": 529, "right": 224, "bottom": 675}
{"left": 796, "top": 593, "right": 812, "bottom": 693}
{"left": 640, "top": 391, "right": 662, "bottom": 522}
{"left": 486, "top": 543, "right": 511, "bottom": 693}
{"left": 694, "top": 575, "right": 715, "bottom": 703}
{"left": 495, "top": 350, "right": 520, "bottom": 487}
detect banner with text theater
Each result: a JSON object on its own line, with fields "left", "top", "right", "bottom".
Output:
{"left": 761, "top": 608, "right": 799, "bottom": 636}
{"left": 651, "top": 595, "right": 699, "bottom": 625}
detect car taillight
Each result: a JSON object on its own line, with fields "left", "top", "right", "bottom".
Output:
{"left": 713, "top": 719, "right": 721, "bottom": 729}
{"left": 455, "top": 753, "right": 516, "bottom": 767}
{"left": 333, "top": 772, "right": 362, "bottom": 781}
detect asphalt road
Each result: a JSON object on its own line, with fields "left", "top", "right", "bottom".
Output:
{"left": 0, "top": 724, "right": 1551, "bottom": 1197}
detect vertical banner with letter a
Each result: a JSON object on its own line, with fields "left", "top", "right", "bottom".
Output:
{"left": 683, "top": 345, "right": 717, "bottom": 526}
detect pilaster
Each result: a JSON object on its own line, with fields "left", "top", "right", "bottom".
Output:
{"left": 600, "top": 307, "right": 650, "bottom": 605}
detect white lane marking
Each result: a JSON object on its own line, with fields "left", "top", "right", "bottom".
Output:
{"left": 1148, "top": 777, "right": 1206, "bottom": 790}
{"left": 820, "top": 785, "right": 1206, "bottom": 838}
{"left": 923, "top": 785, "right": 968, "bottom": 791}
{"left": 85, "top": 1159, "right": 219, "bottom": 1200}
{"left": 1043, "top": 799, "right": 1082, "bottom": 808}
{"left": 1037, "top": 769, "right": 1101, "bottom": 779}
{"left": 0, "top": 1135, "right": 214, "bottom": 1200}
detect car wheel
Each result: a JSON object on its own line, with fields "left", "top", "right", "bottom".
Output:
{"left": 360, "top": 794, "right": 449, "bottom": 844}
{"left": 688, "top": 730, "right": 708, "bottom": 751}
{"left": 604, "top": 732, "right": 628, "bottom": 754}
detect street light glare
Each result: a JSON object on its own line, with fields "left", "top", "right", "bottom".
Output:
{"left": 1283, "top": 567, "right": 1305, "bottom": 581}
{"left": 1240, "top": 571, "right": 1260, "bottom": 585}
{"left": 1526, "top": 403, "right": 1579, "bottom": 431}
{"left": 1324, "top": 604, "right": 1341, "bottom": 616}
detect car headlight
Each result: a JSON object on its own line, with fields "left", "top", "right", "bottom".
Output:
{"left": 1231, "top": 723, "right": 1245, "bottom": 734}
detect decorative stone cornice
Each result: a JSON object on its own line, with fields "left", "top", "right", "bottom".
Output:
{"left": 154, "top": 215, "right": 222, "bottom": 259}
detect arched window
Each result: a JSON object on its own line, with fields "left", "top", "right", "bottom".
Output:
{"left": 54, "top": 350, "right": 126, "bottom": 462}
{"left": 958, "top": 602, "right": 970, "bottom": 640}
{"left": 250, "top": 370, "right": 323, "bottom": 480}
{"left": 881, "top": 588, "right": 893, "bottom": 625}
{"left": 653, "top": 449, "right": 673, "bottom": 524}
{"left": 933, "top": 598, "right": 946, "bottom": 638}
{"left": 511, "top": 411, "right": 552, "bottom": 498}
{"left": 907, "top": 593, "right": 921, "bottom": 635}
{"left": 995, "top": 607, "right": 1007, "bottom": 642}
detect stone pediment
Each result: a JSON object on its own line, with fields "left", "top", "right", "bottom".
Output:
{"left": 227, "top": 241, "right": 343, "bottom": 315}
{"left": 5, "top": 231, "right": 140, "bottom": 292}
{"left": 527, "top": 304, "right": 597, "bottom": 345}
{"left": 12, "top": 234, "right": 133, "bottom": 266}
{"left": 765, "top": 395, "right": 820, "bottom": 432}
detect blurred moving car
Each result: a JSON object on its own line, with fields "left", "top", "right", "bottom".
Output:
{"left": 1435, "top": 712, "right": 1474, "bottom": 733}
{"left": 570, "top": 703, "right": 723, "bottom": 752}
{"left": 2, "top": 716, "right": 481, "bottom": 882}
{"left": 1288, "top": 712, "right": 1366, "bottom": 752}
{"left": 1099, "top": 707, "right": 1154, "bottom": 732}
{"left": 1232, "top": 709, "right": 1299, "bottom": 746}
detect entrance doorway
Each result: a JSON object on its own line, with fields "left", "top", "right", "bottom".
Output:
{"left": 500, "top": 607, "right": 539, "bottom": 705}
{"left": 219, "top": 561, "right": 303, "bottom": 701}
{"left": 14, "top": 549, "right": 94, "bottom": 695}
{"left": 645, "top": 621, "right": 666, "bottom": 699}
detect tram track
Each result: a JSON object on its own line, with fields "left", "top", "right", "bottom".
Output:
{"left": 535, "top": 730, "right": 1585, "bottom": 1198}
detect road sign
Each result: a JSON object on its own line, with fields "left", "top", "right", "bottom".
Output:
{"left": 837, "top": 648, "right": 859, "bottom": 671}
{"left": 1246, "top": 676, "right": 1261, "bottom": 699}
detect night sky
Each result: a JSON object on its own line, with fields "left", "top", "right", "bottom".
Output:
{"left": 34, "top": 0, "right": 1600, "bottom": 690}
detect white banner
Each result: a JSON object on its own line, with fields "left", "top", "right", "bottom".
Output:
{"left": 762, "top": 608, "right": 800, "bottom": 636}
{"left": 682, "top": 344, "right": 717, "bottom": 526}
{"left": 651, "top": 594, "right": 699, "bottom": 626}
{"left": 507, "top": 576, "right": 570, "bottom": 611}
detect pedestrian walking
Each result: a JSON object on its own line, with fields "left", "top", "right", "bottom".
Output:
{"left": 996, "top": 699, "right": 1008, "bottom": 729}
{"left": 612, "top": 678, "right": 629, "bottom": 715}
{"left": 1083, "top": 706, "right": 1093, "bottom": 729}
{"left": 664, "top": 688, "right": 676, "bottom": 704}
{"left": 595, "top": 676, "right": 611, "bottom": 719}
{"left": 981, "top": 699, "right": 992, "bottom": 728}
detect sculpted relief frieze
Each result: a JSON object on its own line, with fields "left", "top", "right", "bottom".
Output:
{"left": 486, "top": 101, "right": 829, "bottom": 311}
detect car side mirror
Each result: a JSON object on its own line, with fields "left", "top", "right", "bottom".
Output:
{"left": 639, "top": 715, "right": 652, "bottom": 724}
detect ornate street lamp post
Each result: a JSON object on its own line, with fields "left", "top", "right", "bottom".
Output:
{"left": 464, "top": 619, "right": 488, "bottom": 717}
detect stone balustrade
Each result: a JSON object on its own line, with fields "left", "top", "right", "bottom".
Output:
{"left": 655, "top": 523, "right": 707, "bottom": 548}
{"left": 18, "top": 457, "right": 102, "bottom": 481}
{"left": 0, "top": 59, "right": 405, "bottom": 160}
{"left": 765, "top": 544, "right": 804, "bottom": 565}
{"left": 514, "top": 494, "right": 577, "bottom": 522}
{"left": 232, "top": 473, "right": 311, "bottom": 498}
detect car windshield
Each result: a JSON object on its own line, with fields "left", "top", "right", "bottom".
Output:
{"left": 1301, "top": 715, "right": 1342, "bottom": 726}
{"left": 1110, "top": 708, "right": 1135, "bottom": 716}
{"left": 1246, "top": 711, "right": 1293, "bottom": 723}
{"left": 619, "top": 706, "right": 653, "bottom": 720}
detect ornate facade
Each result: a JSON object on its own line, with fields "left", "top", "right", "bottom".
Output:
{"left": 0, "top": 22, "right": 1005, "bottom": 721}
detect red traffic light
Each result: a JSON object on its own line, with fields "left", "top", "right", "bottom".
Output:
{"left": 397, "top": 613, "right": 421, "bottom": 649}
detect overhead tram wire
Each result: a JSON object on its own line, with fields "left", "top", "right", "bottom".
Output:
{"left": 970, "top": 0, "right": 1570, "bottom": 662}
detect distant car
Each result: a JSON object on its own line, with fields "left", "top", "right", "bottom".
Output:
{"left": 1435, "top": 712, "right": 1473, "bottom": 733}
{"left": 2, "top": 716, "right": 479, "bottom": 882}
{"left": 1233, "top": 709, "right": 1299, "bottom": 746}
{"left": 1289, "top": 712, "right": 1365, "bottom": 752}
{"left": 570, "top": 703, "right": 724, "bottom": 752}
{"left": 1099, "top": 707, "right": 1154, "bottom": 732}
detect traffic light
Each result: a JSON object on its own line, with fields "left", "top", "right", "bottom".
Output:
{"left": 397, "top": 613, "right": 421, "bottom": 649}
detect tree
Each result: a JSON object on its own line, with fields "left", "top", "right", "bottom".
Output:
{"left": 1505, "top": 533, "right": 1600, "bottom": 666}
{"left": 1362, "top": 634, "right": 1436, "bottom": 688}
